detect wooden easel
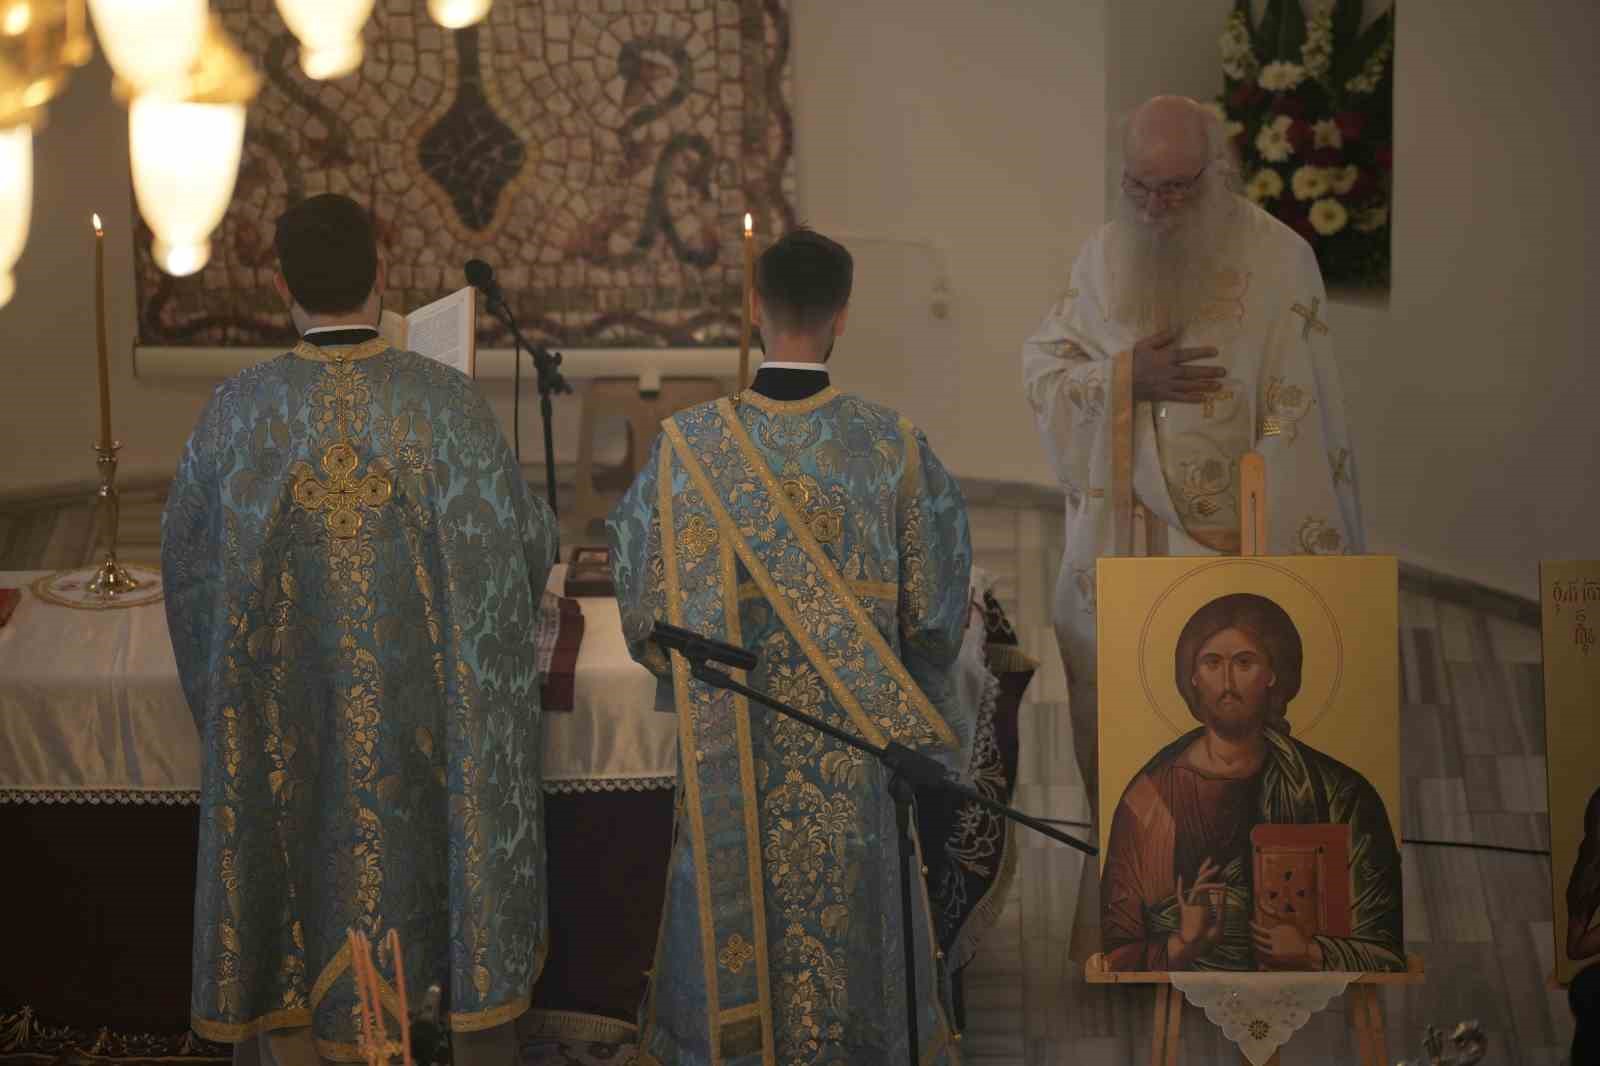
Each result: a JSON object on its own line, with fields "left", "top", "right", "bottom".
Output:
{"left": 1098, "top": 358, "right": 1425, "bottom": 1063}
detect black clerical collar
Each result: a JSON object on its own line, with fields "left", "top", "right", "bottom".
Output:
{"left": 302, "top": 326, "right": 380, "bottom": 347}
{"left": 751, "top": 364, "right": 830, "bottom": 402}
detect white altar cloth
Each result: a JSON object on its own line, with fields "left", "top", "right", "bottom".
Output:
{"left": 0, "top": 567, "right": 675, "bottom": 803}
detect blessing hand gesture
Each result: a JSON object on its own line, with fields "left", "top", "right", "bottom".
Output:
{"left": 1169, "top": 858, "right": 1226, "bottom": 966}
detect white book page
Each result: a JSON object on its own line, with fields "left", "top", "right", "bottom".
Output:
{"left": 404, "top": 286, "right": 477, "bottom": 378}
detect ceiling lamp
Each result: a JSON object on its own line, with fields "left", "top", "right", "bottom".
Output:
{"left": 0, "top": 0, "right": 87, "bottom": 305}
{"left": 426, "top": 0, "right": 490, "bottom": 29}
{"left": 274, "top": 0, "right": 374, "bottom": 80}
{"left": 0, "top": 123, "right": 31, "bottom": 306}
{"left": 126, "top": 17, "right": 258, "bottom": 276}
{"left": 0, "top": 0, "right": 90, "bottom": 125}
{"left": 86, "top": 0, "right": 206, "bottom": 96}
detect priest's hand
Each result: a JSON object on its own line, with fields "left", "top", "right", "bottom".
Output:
{"left": 1131, "top": 328, "right": 1224, "bottom": 404}
{"left": 1251, "top": 918, "right": 1325, "bottom": 969}
{"left": 1168, "top": 860, "right": 1226, "bottom": 966}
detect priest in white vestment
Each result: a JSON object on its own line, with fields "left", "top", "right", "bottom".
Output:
{"left": 1021, "top": 96, "right": 1364, "bottom": 955}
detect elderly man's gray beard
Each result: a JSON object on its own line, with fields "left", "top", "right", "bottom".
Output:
{"left": 1105, "top": 181, "right": 1244, "bottom": 333}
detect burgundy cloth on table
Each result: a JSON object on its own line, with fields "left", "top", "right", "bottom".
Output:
{"left": 535, "top": 592, "right": 585, "bottom": 711}
{"left": 0, "top": 588, "right": 19, "bottom": 627}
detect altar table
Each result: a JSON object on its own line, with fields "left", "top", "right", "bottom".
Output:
{"left": 0, "top": 567, "right": 674, "bottom": 1038}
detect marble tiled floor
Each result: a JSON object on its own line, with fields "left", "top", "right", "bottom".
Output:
{"left": 0, "top": 483, "right": 1576, "bottom": 1065}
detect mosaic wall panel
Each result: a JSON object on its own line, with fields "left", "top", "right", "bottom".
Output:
{"left": 135, "top": 0, "right": 796, "bottom": 349}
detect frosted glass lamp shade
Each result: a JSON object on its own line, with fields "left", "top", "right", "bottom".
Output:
{"left": 0, "top": 124, "right": 31, "bottom": 306}
{"left": 128, "top": 95, "right": 244, "bottom": 276}
{"left": 427, "top": 0, "right": 490, "bottom": 29}
{"left": 274, "top": 0, "right": 375, "bottom": 80}
{"left": 87, "top": 0, "right": 206, "bottom": 95}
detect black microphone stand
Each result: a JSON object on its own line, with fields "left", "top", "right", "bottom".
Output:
{"left": 663, "top": 634, "right": 1095, "bottom": 1066}
{"left": 480, "top": 289, "right": 570, "bottom": 515}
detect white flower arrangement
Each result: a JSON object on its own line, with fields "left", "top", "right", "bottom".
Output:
{"left": 1310, "top": 198, "right": 1349, "bottom": 236}
{"left": 1345, "top": 30, "right": 1393, "bottom": 93}
{"left": 1217, "top": 0, "right": 1393, "bottom": 287}
{"left": 1292, "top": 165, "right": 1332, "bottom": 201}
{"left": 1259, "top": 61, "right": 1308, "bottom": 92}
{"left": 1255, "top": 115, "right": 1295, "bottom": 163}
{"left": 1301, "top": 4, "right": 1335, "bottom": 82}
{"left": 1354, "top": 202, "right": 1389, "bottom": 231}
{"left": 1220, "top": 10, "right": 1258, "bottom": 82}
{"left": 1246, "top": 169, "right": 1285, "bottom": 202}
{"left": 1312, "top": 119, "right": 1343, "bottom": 149}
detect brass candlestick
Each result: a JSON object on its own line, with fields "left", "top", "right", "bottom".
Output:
{"left": 86, "top": 440, "right": 140, "bottom": 599}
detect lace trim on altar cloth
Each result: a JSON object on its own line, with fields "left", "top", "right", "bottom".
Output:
{"left": 1167, "top": 971, "right": 1358, "bottom": 1066}
{"left": 542, "top": 775, "right": 675, "bottom": 794}
{"left": 2, "top": 777, "right": 677, "bottom": 805}
{"left": 0, "top": 788, "right": 203, "bottom": 806}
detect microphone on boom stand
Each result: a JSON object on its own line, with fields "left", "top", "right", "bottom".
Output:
{"left": 463, "top": 258, "right": 571, "bottom": 514}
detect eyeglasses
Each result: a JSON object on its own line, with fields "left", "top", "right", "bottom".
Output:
{"left": 1121, "top": 165, "right": 1208, "bottom": 204}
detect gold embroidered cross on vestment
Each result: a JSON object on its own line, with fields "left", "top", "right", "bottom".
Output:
{"left": 718, "top": 934, "right": 756, "bottom": 975}
{"left": 1330, "top": 447, "right": 1352, "bottom": 486}
{"left": 293, "top": 441, "right": 393, "bottom": 539}
{"left": 1291, "top": 296, "right": 1330, "bottom": 341}
{"left": 679, "top": 514, "right": 719, "bottom": 560}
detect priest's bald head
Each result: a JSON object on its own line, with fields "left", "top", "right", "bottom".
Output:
{"left": 272, "top": 193, "right": 387, "bottom": 332}
{"left": 753, "top": 227, "right": 852, "bottom": 363}
{"left": 1108, "top": 95, "right": 1242, "bottom": 329}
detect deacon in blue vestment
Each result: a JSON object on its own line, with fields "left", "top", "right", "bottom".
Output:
{"left": 162, "top": 194, "right": 557, "bottom": 1066}
{"left": 609, "top": 229, "right": 974, "bottom": 1065}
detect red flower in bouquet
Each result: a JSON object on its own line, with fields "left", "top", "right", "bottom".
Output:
{"left": 1347, "top": 168, "right": 1381, "bottom": 203}
{"left": 1228, "top": 83, "right": 1263, "bottom": 111}
{"left": 1311, "top": 146, "right": 1343, "bottom": 168}
{"left": 1286, "top": 119, "right": 1314, "bottom": 154}
{"left": 1273, "top": 93, "right": 1307, "bottom": 119}
{"left": 1375, "top": 144, "right": 1393, "bottom": 171}
{"left": 1335, "top": 111, "right": 1367, "bottom": 142}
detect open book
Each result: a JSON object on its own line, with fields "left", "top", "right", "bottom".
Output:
{"left": 379, "top": 286, "right": 477, "bottom": 378}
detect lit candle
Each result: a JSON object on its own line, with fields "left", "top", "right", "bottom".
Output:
{"left": 93, "top": 213, "right": 111, "bottom": 450}
{"left": 739, "top": 211, "right": 753, "bottom": 390}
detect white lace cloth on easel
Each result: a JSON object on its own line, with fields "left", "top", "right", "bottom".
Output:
{"left": 1168, "top": 972, "right": 1358, "bottom": 1065}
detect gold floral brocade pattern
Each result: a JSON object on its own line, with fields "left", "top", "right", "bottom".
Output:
{"left": 167, "top": 342, "right": 556, "bottom": 1048}
{"left": 623, "top": 391, "right": 969, "bottom": 1064}
{"left": 1262, "top": 375, "right": 1315, "bottom": 444}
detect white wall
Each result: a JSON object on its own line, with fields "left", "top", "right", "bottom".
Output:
{"left": 790, "top": 0, "right": 1106, "bottom": 489}
{"left": 1106, "top": 0, "right": 1600, "bottom": 598}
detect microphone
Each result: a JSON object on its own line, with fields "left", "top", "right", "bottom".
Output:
{"left": 464, "top": 258, "right": 503, "bottom": 304}
{"left": 650, "top": 622, "right": 759, "bottom": 671}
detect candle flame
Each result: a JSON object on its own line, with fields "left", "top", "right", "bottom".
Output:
{"left": 92, "top": 213, "right": 103, "bottom": 235}
{"left": 743, "top": 212, "right": 752, "bottom": 235}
